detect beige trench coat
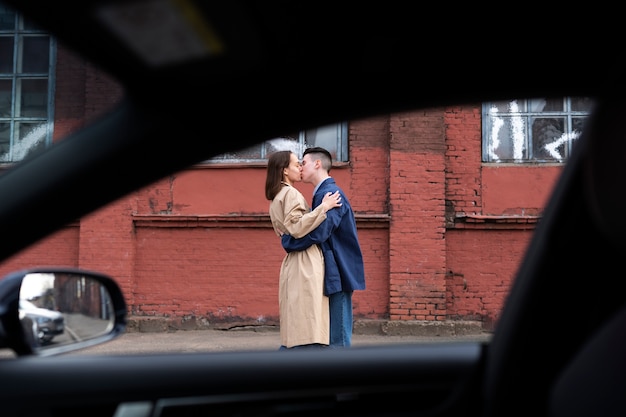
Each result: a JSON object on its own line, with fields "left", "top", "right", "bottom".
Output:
{"left": 269, "top": 184, "right": 330, "bottom": 347}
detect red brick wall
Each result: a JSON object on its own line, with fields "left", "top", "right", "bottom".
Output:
{"left": 128, "top": 226, "right": 389, "bottom": 326}
{"left": 445, "top": 105, "right": 482, "bottom": 216}
{"left": 443, "top": 105, "right": 562, "bottom": 330}
{"left": 348, "top": 117, "right": 391, "bottom": 319}
{"left": 78, "top": 198, "right": 136, "bottom": 307}
{"left": 388, "top": 109, "right": 447, "bottom": 320}
{"left": 0, "top": 227, "right": 79, "bottom": 277}
{"left": 0, "top": 47, "right": 567, "bottom": 330}
{"left": 133, "top": 227, "right": 284, "bottom": 324}
{"left": 445, "top": 229, "right": 534, "bottom": 330}
{"left": 52, "top": 44, "right": 123, "bottom": 141}
{"left": 52, "top": 47, "right": 86, "bottom": 141}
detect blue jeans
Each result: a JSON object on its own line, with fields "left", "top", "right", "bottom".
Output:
{"left": 329, "top": 291, "right": 353, "bottom": 348}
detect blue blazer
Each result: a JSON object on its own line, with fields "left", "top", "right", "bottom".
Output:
{"left": 282, "top": 178, "right": 366, "bottom": 296}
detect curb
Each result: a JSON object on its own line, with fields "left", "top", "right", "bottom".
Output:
{"left": 126, "top": 316, "right": 487, "bottom": 337}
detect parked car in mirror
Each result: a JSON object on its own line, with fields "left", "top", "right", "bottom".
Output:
{"left": 19, "top": 299, "right": 64, "bottom": 344}
{"left": 0, "top": 268, "right": 127, "bottom": 357}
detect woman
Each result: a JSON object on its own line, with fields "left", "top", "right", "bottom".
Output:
{"left": 265, "top": 151, "right": 341, "bottom": 349}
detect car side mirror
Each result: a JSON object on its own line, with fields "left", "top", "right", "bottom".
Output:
{"left": 0, "top": 268, "right": 126, "bottom": 357}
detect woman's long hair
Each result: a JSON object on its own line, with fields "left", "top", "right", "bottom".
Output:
{"left": 265, "top": 151, "right": 292, "bottom": 200}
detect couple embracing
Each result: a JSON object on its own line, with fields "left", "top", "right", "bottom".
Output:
{"left": 265, "top": 147, "right": 366, "bottom": 349}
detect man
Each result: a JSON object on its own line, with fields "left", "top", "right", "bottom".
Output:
{"left": 281, "top": 147, "right": 366, "bottom": 347}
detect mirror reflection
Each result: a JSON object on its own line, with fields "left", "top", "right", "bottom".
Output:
{"left": 18, "top": 272, "right": 115, "bottom": 349}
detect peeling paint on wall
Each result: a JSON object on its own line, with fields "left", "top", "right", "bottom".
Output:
{"left": 488, "top": 100, "right": 581, "bottom": 162}
{"left": 266, "top": 138, "right": 308, "bottom": 158}
{"left": 0, "top": 122, "right": 47, "bottom": 162}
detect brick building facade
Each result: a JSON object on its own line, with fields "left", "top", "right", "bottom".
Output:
{"left": 0, "top": 46, "right": 563, "bottom": 332}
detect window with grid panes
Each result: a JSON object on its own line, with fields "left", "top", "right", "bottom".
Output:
{"left": 0, "top": 3, "right": 55, "bottom": 163}
{"left": 208, "top": 122, "right": 349, "bottom": 163}
{"left": 482, "top": 97, "right": 594, "bottom": 163}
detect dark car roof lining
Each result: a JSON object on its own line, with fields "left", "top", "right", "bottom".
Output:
{"left": 7, "top": 1, "right": 614, "bottom": 104}
{"left": 550, "top": 305, "right": 626, "bottom": 417}
{"left": 2, "top": 1, "right": 626, "bottom": 416}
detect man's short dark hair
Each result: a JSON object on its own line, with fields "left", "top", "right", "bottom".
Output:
{"left": 303, "top": 147, "right": 332, "bottom": 172}
{"left": 303, "top": 146, "right": 331, "bottom": 160}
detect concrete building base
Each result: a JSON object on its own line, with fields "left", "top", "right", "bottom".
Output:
{"left": 126, "top": 316, "right": 487, "bottom": 337}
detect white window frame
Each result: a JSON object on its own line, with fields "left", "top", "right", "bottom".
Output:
{"left": 482, "top": 98, "right": 593, "bottom": 163}
{"left": 207, "top": 122, "right": 349, "bottom": 163}
{"left": 0, "top": 3, "right": 55, "bottom": 163}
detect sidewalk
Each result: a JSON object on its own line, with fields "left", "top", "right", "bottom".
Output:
{"left": 75, "top": 320, "right": 492, "bottom": 355}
